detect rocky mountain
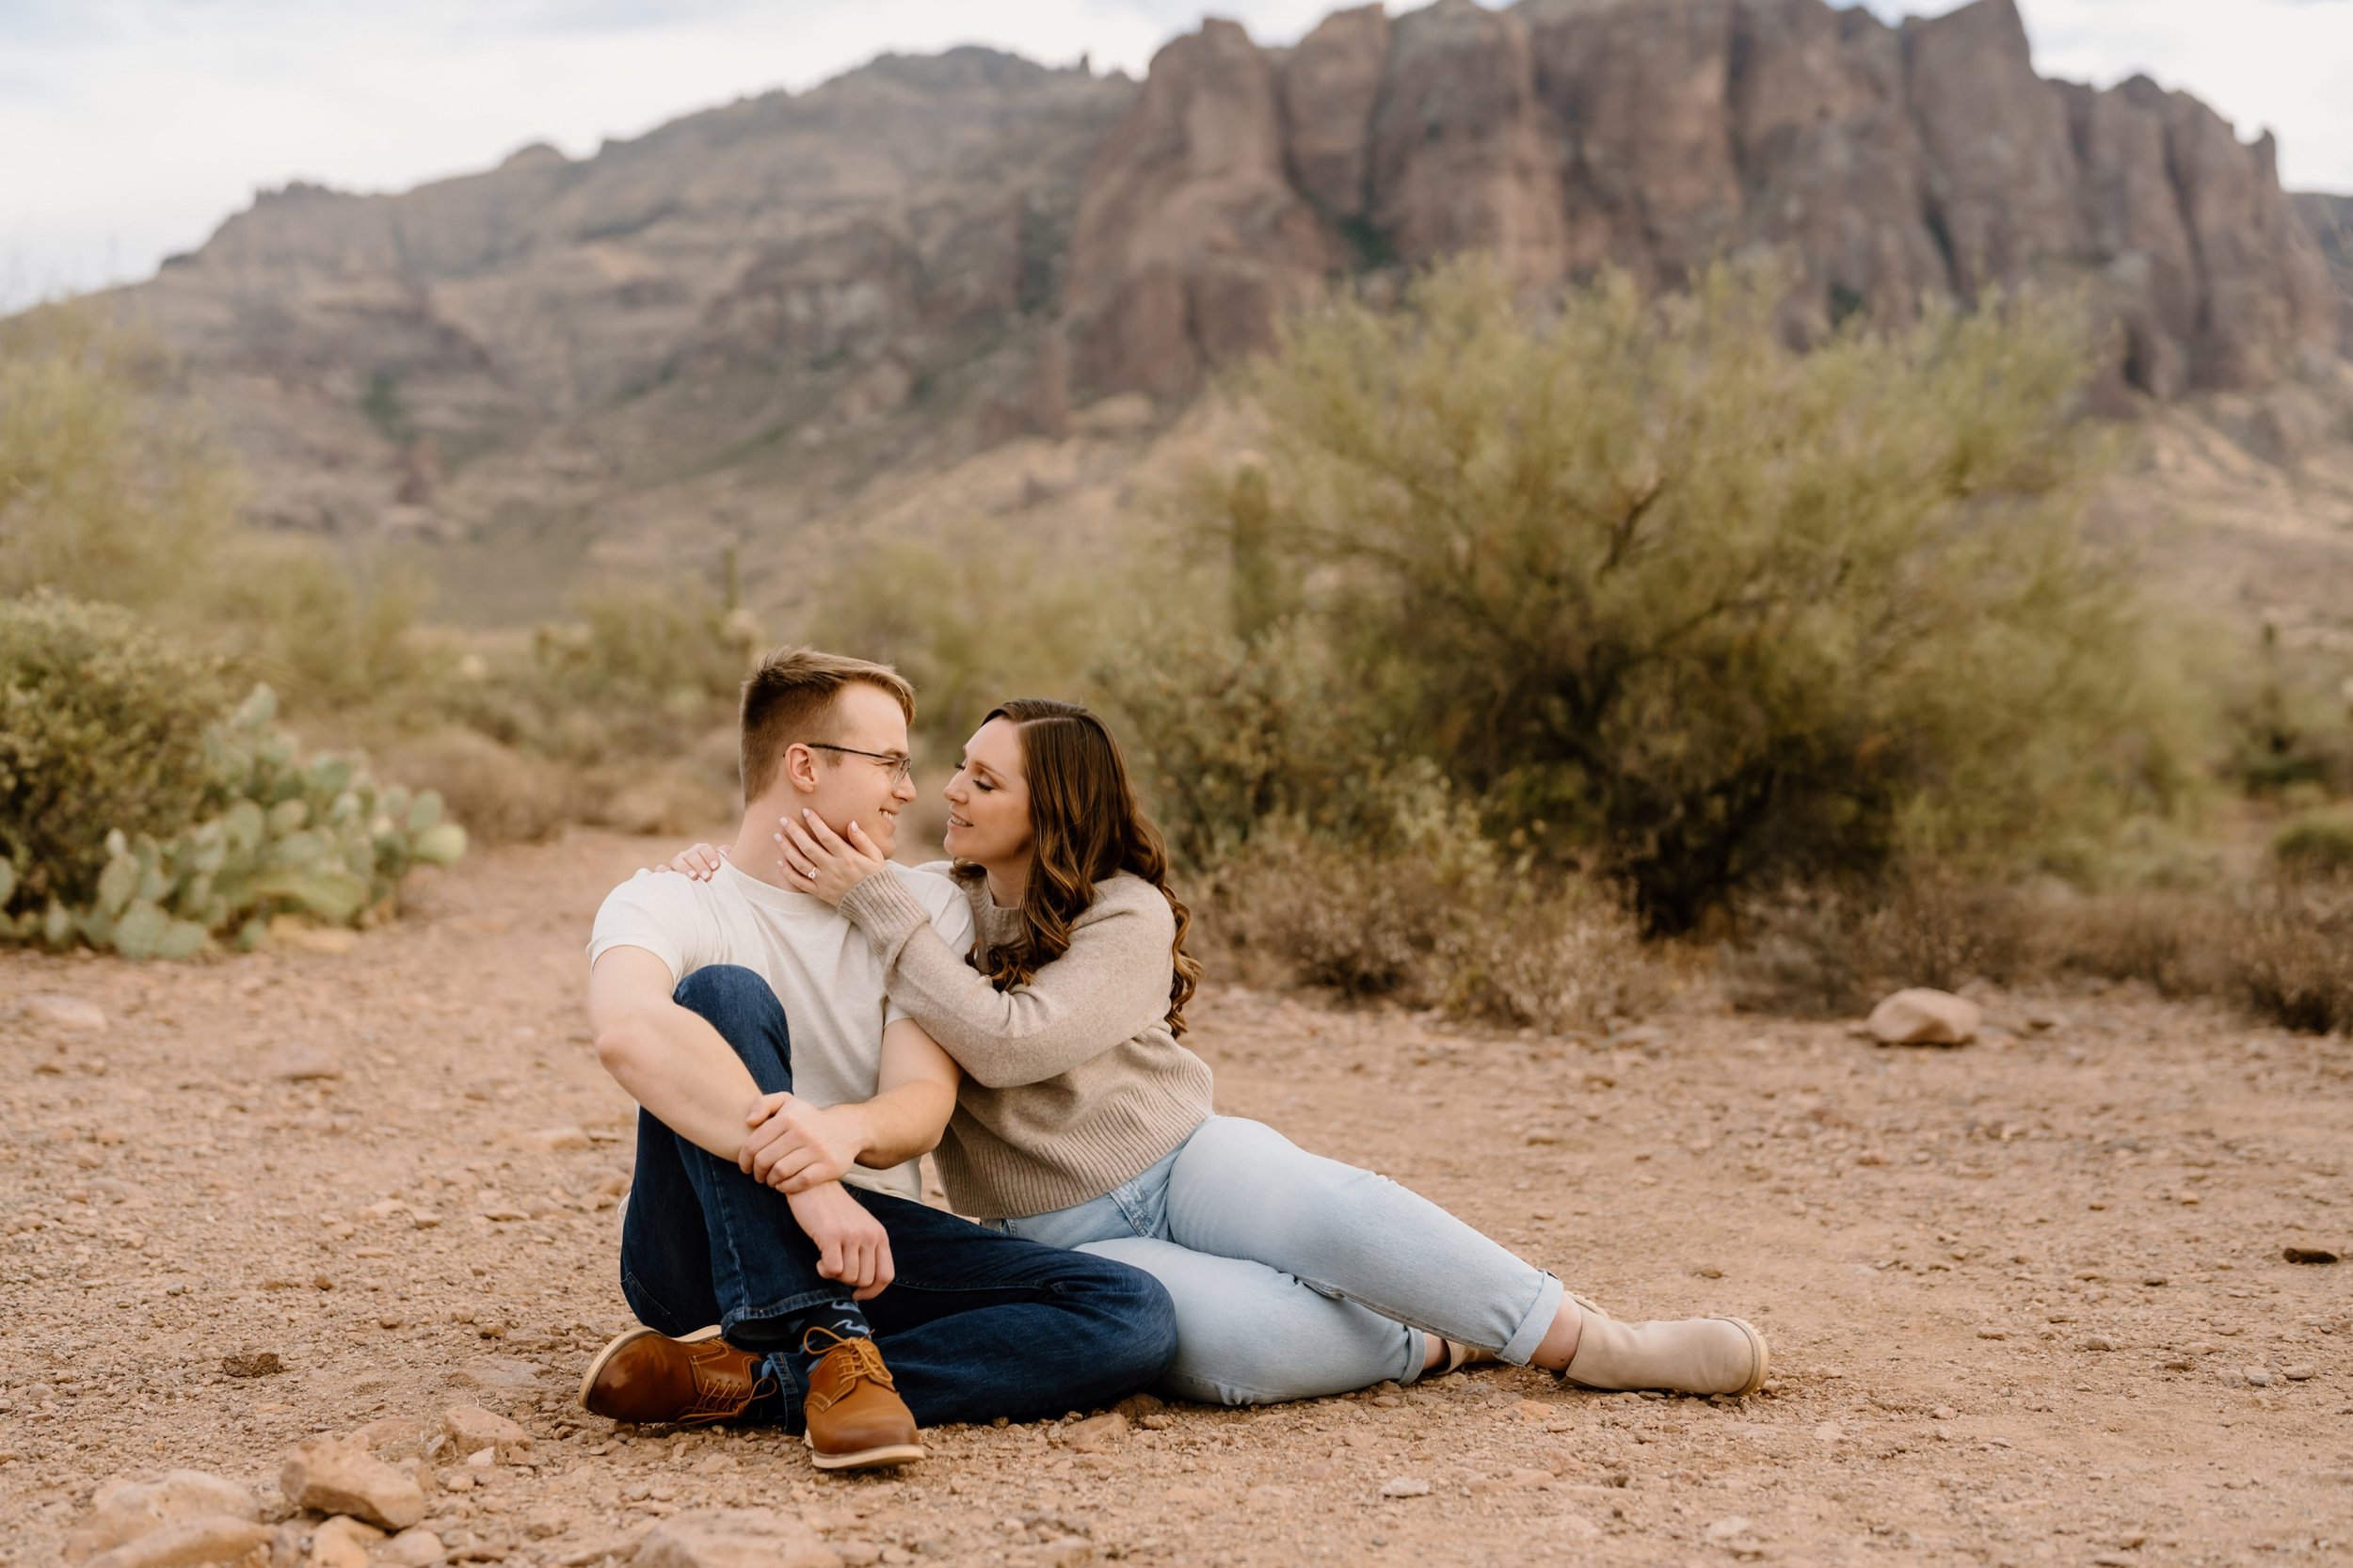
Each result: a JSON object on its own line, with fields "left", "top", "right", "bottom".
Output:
{"left": 1065, "top": 0, "right": 2336, "bottom": 407}
{"left": 2294, "top": 192, "right": 2353, "bottom": 356}
{"left": 116, "top": 48, "right": 1128, "bottom": 611}
{"left": 88, "top": 0, "right": 2346, "bottom": 619}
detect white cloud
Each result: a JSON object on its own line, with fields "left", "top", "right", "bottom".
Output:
{"left": 2, "top": 0, "right": 2347, "bottom": 312}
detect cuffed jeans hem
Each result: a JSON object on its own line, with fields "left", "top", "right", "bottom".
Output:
{"left": 719, "top": 1290, "right": 849, "bottom": 1342}
{"left": 755, "top": 1353, "right": 808, "bottom": 1435}
{"left": 1497, "top": 1271, "right": 1566, "bottom": 1367}
{"left": 1399, "top": 1328, "right": 1433, "bottom": 1386}
{"left": 720, "top": 1295, "right": 848, "bottom": 1434}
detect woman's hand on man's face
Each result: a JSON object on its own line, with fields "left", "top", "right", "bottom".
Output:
{"left": 776, "top": 810, "right": 888, "bottom": 906}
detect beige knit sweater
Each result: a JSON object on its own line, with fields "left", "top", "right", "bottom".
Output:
{"left": 835, "top": 862, "right": 1214, "bottom": 1219}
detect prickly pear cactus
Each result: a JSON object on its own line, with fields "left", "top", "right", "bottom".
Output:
{"left": 10, "top": 684, "right": 465, "bottom": 958}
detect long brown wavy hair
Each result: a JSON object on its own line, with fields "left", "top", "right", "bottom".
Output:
{"left": 952, "top": 698, "right": 1204, "bottom": 1037}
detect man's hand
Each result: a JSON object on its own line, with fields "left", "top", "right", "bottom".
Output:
{"left": 783, "top": 1181, "right": 894, "bottom": 1301}
{"left": 741, "top": 1091, "right": 869, "bottom": 1193}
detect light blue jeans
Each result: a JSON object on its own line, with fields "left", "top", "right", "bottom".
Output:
{"left": 990, "top": 1116, "right": 1564, "bottom": 1406}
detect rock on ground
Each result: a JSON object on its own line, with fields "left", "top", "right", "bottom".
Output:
{"left": 303, "top": 1515, "right": 383, "bottom": 1568}
{"left": 439, "top": 1405, "right": 531, "bottom": 1461}
{"left": 6, "top": 830, "right": 2352, "bottom": 1568}
{"left": 81, "top": 1518, "right": 272, "bottom": 1568}
{"left": 345, "top": 1417, "right": 425, "bottom": 1461}
{"left": 1059, "top": 1412, "right": 1127, "bottom": 1452}
{"left": 18, "top": 992, "right": 107, "bottom": 1030}
{"left": 1867, "top": 987, "right": 1982, "bottom": 1046}
{"left": 279, "top": 1439, "right": 425, "bottom": 1532}
{"left": 68, "top": 1471, "right": 259, "bottom": 1562}
{"left": 373, "top": 1528, "right": 444, "bottom": 1568}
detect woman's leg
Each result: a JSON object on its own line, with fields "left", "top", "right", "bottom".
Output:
{"left": 1076, "top": 1236, "right": 1422, "bottom": 1406}
{"left": 1161, "top": 1118, "right": 1768, "bottom": 1395}
{"left": 994, "top": 1144, "right": 1431, "bottom": 1405}
{"left": 1161, "top": 1117, "right": 1565, "bottom": 1365}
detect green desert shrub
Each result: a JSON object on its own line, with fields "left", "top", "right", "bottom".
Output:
{"left": 0, "top": 307, "right": 241, "bottom": 612}
{"left": 0, "top": 595, "right": 463, "bottom": 957}
{"left": 538, "top": 582, "right": 760, "bottom": 719}
{"left": 0, "top": 303, "right": 437, "bottom": 726}
{"left": 2227, "top": 623, "right": 2353, "bottom": 799}
{"left": 404, "top": 579, "right": 756, "bottom": 794}
{"left": 213, "top": 541, "right": 433, "bottom": 715}
{"left": 0, "top": 592, "right": 233, "bottom": 911}
{"left": 1096, "top": 618, "right": 1378, "bottom": 872}
{"left": 805, "top": 527, "right": 1118, "bottom": 758}
{"left": 2271, "top": 808, "right": 2353, "bottom": 882}
{"left": 1209, "top": 260, "right": 2201, "bottom": 933}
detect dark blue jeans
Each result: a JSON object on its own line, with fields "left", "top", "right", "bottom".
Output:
{"left": 618, "top": 965, "right": 1178, "bottom": 1432}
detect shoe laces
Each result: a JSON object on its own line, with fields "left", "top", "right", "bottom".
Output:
{"left": 681, "top": 1341, "right": 776, "bottom": 1423}
{"left": 802, "top": 1326, "right": 896, "bottom": 1389}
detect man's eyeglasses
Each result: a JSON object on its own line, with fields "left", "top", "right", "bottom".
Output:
{"left": 806, "top": 743, "right": 913, "bottom": 785}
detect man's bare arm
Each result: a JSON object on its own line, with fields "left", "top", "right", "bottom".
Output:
{"left": 587, "top": 947, "right": 901, "bottom": 1298}
{"left": 587, "top": 946, "right": 763, "bottom": 1160}
{"left": 860, "top": 1017, "right": 961, "bottom": 1165}
{"left": 742, "top": 1019, "right": 960, "bottom": 1193}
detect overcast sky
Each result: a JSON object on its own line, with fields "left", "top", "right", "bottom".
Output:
{"left": 4, "top": 0, "right": 2349, "bottom": 311}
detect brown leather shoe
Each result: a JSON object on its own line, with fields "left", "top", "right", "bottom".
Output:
{"left": 801, "top": 1328, "right": 923, "bottom": 1470}
{"left": 579, "top": 1325, "right": 775, "bottom": 1425}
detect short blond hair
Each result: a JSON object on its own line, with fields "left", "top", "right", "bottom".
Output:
{"left": 739, "top": 647, "right": 916, "bottom": 799}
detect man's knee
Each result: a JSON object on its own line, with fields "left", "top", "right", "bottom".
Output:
{"left": 671, "top": 966, "right": 787, "bottom": 1044}
{"left": 1071, "top": 1255, "right": 1180, "bottom": 1376}
{"left": 1135, "top": 1276, "right": 1181, "bottom": 1375}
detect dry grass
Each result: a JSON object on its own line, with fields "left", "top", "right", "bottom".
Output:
{"left": 2025, "top": 887, "right": 2235, "bottom": 1000}
{"left": 2232, "top": 881, "right": 2353, "bottom": 1033}
{"left": 1200, "top": 828, "right": 1667, "bottom": 1032}
{"left": 1722, "top": 870, "right": 2352, "bottom": 1034}
{"left": 587, "top": 760, "right": 736, "bottom": 840}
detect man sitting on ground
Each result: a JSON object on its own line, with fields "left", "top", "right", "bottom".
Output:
{"left": 580, "top": 648, "right": 1177, "bottom": 1469}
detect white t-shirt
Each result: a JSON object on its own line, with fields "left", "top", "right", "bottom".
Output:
{"left": 587, "top": 860, "right": 975, "bottom": 1203}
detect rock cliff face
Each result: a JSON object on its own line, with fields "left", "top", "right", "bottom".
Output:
{"left": 2294, "top": 192, "right": 2353, "bottom": 356}
{"left": 1061, "top": 20, "right": 1331, "bottom": 401}
{"left": 86, "top": 0, "right": 2344, "bottom": 606}
{"left": 1062, "top": 0, "right": 2337, "bottom": 402}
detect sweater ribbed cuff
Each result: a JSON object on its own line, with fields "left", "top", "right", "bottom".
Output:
{"left": 837, "top": 869, "right": 933, "bottom": 966}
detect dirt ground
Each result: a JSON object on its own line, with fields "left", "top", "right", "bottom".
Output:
{"left": 4, "top": 831, "right": 2350, "bottom": 1568}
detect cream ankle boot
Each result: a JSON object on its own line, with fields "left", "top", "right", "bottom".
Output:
{"left": 1559, "top": 1295, "right": 1769, "bottom": 1396}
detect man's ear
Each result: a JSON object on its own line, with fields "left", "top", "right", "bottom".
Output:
{"left": 781, "top": 744, "right": 823, "bottom": 794}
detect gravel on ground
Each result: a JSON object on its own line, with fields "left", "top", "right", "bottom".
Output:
{"left": 4, "top": 832, "right": 2349, "bottom": 1567}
